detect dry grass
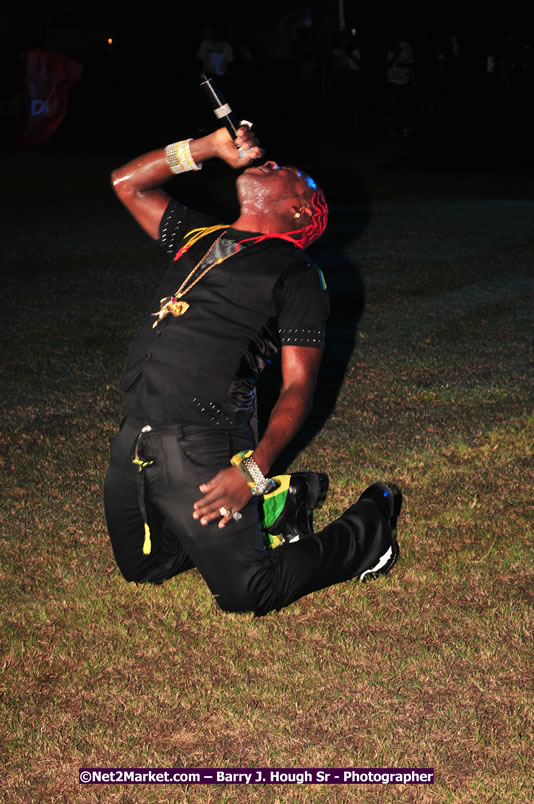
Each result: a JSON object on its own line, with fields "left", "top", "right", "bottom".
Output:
{"left": 1, "top": 145, "right": 533, "bottom": 803}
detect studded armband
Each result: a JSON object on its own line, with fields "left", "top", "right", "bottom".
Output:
{"left": 230, "top": 451, "right": 278, "bottom": 496}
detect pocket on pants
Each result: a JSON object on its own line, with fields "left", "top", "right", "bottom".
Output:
{"left": 178, "top": 429, "right": 232, "bottom": 481}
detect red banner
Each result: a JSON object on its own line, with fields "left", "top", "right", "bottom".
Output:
{"left": 10, "top": 49, "right": 82, "bottom": 146}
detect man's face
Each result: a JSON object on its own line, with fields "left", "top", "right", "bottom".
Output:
{"left": 237, "top": 161, "right": 314, "bottom": 211}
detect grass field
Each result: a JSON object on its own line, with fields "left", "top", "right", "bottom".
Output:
{"left": 1, "top": 144, "right": 533, "bottom": 803}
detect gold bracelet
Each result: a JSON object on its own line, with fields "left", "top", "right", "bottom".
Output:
{"left": 165, "top": 139, "right": 202, "bottom": 174}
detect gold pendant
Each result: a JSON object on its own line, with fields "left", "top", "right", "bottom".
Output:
{"left": 152, "top": 297, "right": 190, "bottom": 328}
{"left": 168, "top": 299, "right": 190, "bottom": 317}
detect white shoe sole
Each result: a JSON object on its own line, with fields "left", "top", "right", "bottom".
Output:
{"left": 358, "top": 545, "right": 394, "bottom": 581}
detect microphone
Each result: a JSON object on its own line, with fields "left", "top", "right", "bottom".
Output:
{"left": 199, "top": 73, "right": 254, "bottom": 156}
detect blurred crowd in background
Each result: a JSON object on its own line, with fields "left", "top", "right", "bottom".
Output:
{"left": 196, "top": 20, "right": 533, "bottom": 149}
{"left": 1, "top": 6, "right": 532, "bottom": 153}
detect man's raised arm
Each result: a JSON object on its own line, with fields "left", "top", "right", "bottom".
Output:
{"left": 110, "top": 127, "right": 262, "bottom": 240}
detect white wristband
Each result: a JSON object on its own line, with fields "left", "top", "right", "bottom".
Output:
{"left": 165, "top": 139, "right": 202, "bottom": 174}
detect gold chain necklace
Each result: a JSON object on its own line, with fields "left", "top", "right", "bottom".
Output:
{"left": 152, "top": 230, "right": 233, "bottom": 327}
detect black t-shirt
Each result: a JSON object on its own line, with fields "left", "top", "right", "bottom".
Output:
{"left": 120, "top": 200, "right": 329, "bottom": 427}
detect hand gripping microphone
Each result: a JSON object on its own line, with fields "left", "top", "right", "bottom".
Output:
{"left": 199, "top": 72, "right": 254, "bottom": 156}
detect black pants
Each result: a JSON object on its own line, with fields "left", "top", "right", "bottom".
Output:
{"left": 104, "top": 419, "right": 392, "bottom": 616}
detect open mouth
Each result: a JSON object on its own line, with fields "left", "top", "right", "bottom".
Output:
{"left": 243, "top": 161, "right": 280, "bottom": 176}
{"left": 243, "top": 164, "right": 272, "bottom": 176}
{"left": 257, "top": 162, "right": 279, "bottom": 173}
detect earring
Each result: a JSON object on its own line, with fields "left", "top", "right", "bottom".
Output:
{"left": 294, "top": 211, "right": 301, "bottom": 219}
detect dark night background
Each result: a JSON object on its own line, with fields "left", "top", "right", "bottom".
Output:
{"left": 2, "top": 2, "right": 534, "bottom": 172}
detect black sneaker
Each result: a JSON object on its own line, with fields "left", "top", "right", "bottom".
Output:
{"left": 267, "top": 472, "right": 329, "bottom": 543}
{"left": 356, "top": 482, "right": 402, "bottom": 581}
